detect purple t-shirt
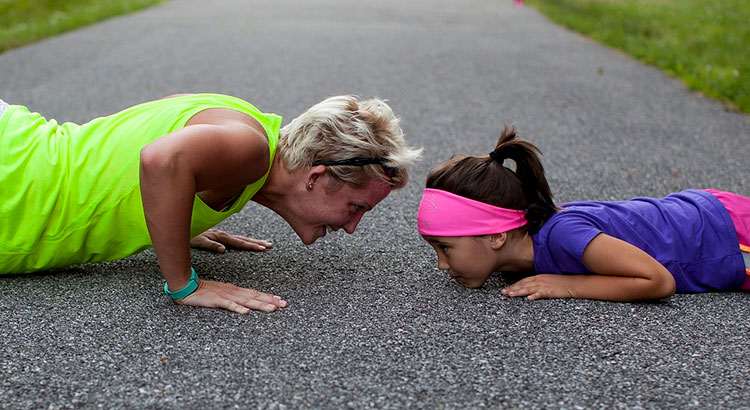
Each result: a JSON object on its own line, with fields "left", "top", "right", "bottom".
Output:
{"left": 532, "top": 190, "right": 745, "bottom": 292}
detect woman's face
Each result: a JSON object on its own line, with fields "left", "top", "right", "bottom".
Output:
{"left": 293, "top": 175, "right": 393, "bottom": 245}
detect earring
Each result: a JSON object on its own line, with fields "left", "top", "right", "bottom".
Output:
{"left": 307, "top": 181, "right": 314, "bottom": 190}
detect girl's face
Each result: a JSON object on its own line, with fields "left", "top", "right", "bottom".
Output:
{"left": 422, "top": 235, "right": 497, "bottom": 288}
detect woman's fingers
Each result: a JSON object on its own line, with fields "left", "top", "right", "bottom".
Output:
{"left": 223, "top": 301, "right": 251, "bottom": 315}
{"left": 178, "top": 280, "right": 288, "bottom": 314}
{"left": 219, "top": 234, "right": 273, "bottom": 251}
{"left": 190, "top": 229, "right": 273, "bottom": 253}
{"left": 189, "top": 235, "right": 227, "bottom": 253}
{"left": 229, "top": 286, "right": 287, "bottom": 311}
{"left": 234, "top": 296, "right": 282, "bottom": 312}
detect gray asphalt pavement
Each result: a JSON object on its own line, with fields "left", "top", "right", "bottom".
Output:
{"left": 2, "top": 0, "right": 750, "bottom": 408}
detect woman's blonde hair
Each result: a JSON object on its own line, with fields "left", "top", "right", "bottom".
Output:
{"left": 278, "top": 95, "right": 421, "bottom": 188}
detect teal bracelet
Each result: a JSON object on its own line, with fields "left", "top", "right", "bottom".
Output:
{"left": 164, "top": 267, "right": 199, "bottom": 300}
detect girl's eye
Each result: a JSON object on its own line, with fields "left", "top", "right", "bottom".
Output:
{"left": 352, "top": 205, "right": 365, "bottom": 213}
{"left": 439, "top": 245, "right": 449, "bottom": 253}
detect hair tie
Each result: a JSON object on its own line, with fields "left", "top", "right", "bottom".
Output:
{"left": 488, "top": 151, "right": 502, "bottom": 163}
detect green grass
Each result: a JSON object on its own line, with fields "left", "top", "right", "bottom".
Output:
{"left": 0, "top": 0, "right": 166, "bottom": 54}
{"left": 525, "top": 0, "right": 750, "bottom": 113}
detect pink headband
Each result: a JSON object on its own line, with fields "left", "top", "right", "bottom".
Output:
{"left": 417, "top": 188, "right": 527, "bottom": 236}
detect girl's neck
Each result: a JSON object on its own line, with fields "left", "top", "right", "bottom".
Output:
{"left": 496, "top": 233, "right": 535, "bottom": 272}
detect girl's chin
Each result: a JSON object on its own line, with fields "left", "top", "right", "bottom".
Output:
{"left": 453, "top": 277, "right": 485, "bottom": 288}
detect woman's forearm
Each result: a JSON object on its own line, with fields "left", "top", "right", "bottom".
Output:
{"left": 139, "top": 145, "right": 196, "bottom": 291}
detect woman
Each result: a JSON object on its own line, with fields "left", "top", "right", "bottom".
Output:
{"left": 0, "top": 93, "right": 421, "bottom": 314}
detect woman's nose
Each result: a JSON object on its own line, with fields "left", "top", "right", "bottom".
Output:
{"left": 343, "top": 212, "right": 364, "bottom": 234}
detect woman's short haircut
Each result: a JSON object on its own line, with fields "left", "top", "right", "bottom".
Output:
{"left": 278, "top": 95, "right": 421, "bottom": 189}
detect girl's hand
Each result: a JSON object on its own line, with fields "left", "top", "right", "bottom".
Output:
{"left": 190, "top": 228, "right": 273, "bottom": 253}
{"left": 501, "top": 274, "right": 575, "bottom": 300}
{"left": 177, "top": 279, "right": 288, "bottom": 314}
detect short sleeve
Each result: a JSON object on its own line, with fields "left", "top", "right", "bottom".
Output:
{"left": 534, "top": 214, "right": 603, "bottom": 274}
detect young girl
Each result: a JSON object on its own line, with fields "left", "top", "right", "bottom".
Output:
{"left": 417, "top": 126, "right": 750, "bottom": 302}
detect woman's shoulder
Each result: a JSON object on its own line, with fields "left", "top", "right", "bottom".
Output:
{"left": 172, "top": 93, "right": 282, "bottom": 137}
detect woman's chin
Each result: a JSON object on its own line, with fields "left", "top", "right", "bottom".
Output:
{"left": 300, "top": 236, "right": 316, "bottom": 245}
{"left": 299, "top": 230, "right": 324, "bottom": 245}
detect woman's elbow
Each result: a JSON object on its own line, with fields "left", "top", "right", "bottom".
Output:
{"left": 140, "top": 144, "right": 160, "bottom": 170}
{"left": 140, "top": 144, "right": 175, "bottom": 176}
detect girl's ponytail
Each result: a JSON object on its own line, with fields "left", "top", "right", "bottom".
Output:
{"left": 426, "top": 125, "right": 557, "bottom": 235}
{"left": 490, "top": 127, "right": 557, "bottom": 233}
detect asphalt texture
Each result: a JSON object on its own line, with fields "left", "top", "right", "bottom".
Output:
{"left": 2, "top": 0, "right": 750, "bottom": 408}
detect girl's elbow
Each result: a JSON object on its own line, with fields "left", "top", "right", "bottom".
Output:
{"left": 637, "top": 270, "right": 675, "bottom": 300}
{"left": 654, "top": 273, "right": 676, "bottom": 299}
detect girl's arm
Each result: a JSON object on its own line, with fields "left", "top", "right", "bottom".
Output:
{"left": 501, "top": 233, "right": 676, "bottom": 302}
{"left": 139, "top": 121, "right": 286, "bottom": 314}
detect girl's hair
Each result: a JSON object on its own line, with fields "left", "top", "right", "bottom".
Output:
{"left": 278, "top": 95, "right": 422, "bottom": 189}
{"left": 425, "top": 125, "right": 558, "bottom": 235}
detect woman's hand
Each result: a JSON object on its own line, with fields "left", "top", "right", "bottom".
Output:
{"left": 190, "top": 228, "right": 273, "bottom": 253}
{"left": 177, "top": 279, "right": 288, "bottom": 314}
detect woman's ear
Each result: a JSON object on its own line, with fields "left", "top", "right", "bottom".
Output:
{"left": 305, "top": 165, "right": 327, "bottom": 188}
{"left": 488, "top": 232, "right": 508, "bottom": 250}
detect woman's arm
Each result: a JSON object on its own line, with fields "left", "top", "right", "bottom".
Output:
{"left": 501, "top": 233, "right": 676, "bottom": 302}
{"left": 139, "top": 121, "right": 286, "bottom": 313}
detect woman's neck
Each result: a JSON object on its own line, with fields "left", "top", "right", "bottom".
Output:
{"left": 252, "top": 156, "right": 297, "bottom": 215}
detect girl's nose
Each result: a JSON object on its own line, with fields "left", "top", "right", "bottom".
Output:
{"left": 437, "top": 254, "right": 449, "bottom": 271}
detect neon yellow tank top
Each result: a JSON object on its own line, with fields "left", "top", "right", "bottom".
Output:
{"left": 0, "top": 94, "right": 281, "bottom": 274}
